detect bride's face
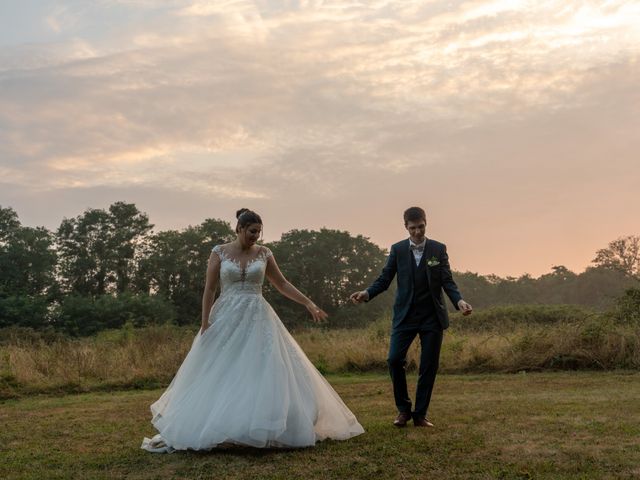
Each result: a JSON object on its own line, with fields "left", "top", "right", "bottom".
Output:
{"left": 238, "top": 223, "right": 262, "bottom": 247}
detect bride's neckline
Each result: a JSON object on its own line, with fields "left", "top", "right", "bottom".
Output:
{"left": 217, "top": 244, "right": 266, "bottom": 271}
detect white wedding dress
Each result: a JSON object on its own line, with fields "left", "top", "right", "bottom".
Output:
{"left": 141, "top": 245, "right": 364, "bottom": 452}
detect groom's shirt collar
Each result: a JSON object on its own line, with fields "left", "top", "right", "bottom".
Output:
{"left": 409, "top": 238, "right": 426, "bottom": 249}
{"left": 408, "top": 238, "right": 426, "bottom": 266}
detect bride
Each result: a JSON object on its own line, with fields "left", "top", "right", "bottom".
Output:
{"left": 141, "top": 209, "right": 364, "bottom": 452}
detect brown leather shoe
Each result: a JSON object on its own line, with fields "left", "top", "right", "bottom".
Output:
{"left": 393, "top": 412, "right": 412, "bottom": 427}
{"left": 413, "top": 417, "right": 434, "bottom": 428}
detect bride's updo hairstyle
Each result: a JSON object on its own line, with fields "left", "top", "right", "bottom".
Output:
{"left": 235, "top": 208, "right": 263, "bottom": 233}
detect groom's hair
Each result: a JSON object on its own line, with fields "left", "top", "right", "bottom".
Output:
{"left": 403, "top": 207, "right": 426, "bottom": 226}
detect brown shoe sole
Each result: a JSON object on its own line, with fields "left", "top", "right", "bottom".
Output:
{"left": 393, "top": 414, "right": 412, "bottom": 427}
{"left": 413, "top": 420, "right": 434, "bottom": 427}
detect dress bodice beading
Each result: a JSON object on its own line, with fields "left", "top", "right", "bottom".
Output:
{"left": 212, "top": 245, "right": 272, "bottom": 297}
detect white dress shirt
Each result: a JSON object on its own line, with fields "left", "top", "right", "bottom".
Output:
{"left": 409, "top": 238, "right": 426, "bottom": 266}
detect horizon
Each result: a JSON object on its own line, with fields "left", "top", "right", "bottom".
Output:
{"left": 2, "top": 199, "right": 621, "bottom": 279}
{"left": 1, "top": 1, "right": 639, "bottom": 278}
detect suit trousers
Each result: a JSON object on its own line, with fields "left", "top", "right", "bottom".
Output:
{"left": 387, "top": 327, "right": 443, "bottom": 419}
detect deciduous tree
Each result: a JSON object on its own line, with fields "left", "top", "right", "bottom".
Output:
{"left": 593, "top": 235, "right": 640, "bottom": 279}
{"left": 56, "top": 202, "right": 152, "bottom": 296}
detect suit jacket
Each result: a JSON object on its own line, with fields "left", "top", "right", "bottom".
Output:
{"left": 366, "top": 238, "right": 463, "bottom": 330}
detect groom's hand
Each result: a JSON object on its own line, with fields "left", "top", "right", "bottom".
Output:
{"left": 350, "top": 291, "right": 369, "bottom": 304}
{"left": 458, "top": 299, "right": 473, "bottom": 316}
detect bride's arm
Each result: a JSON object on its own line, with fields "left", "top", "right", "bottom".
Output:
{"left": 201, "top": 252, "right": 221, "bottom": 334}
{"left": 265, "top": 255, "right": 328, "bottom": 323}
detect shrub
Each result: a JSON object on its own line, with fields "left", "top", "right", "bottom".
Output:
{"left": 0, "top": 295, "right": 50, "bottom": 329}
{"left": 52, "top": 293, "right": 177, "bottom": 336}
{"left": 449, "top": 304, "right": 596, "bottom": 332}
{"left": 612, "top": 287, "right": 640, "bottom": 324}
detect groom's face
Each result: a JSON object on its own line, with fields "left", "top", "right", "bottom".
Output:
{"left": 405, "top": 220, "right": 426, "bottom": 243}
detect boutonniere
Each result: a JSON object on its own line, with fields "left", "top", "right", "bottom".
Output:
{"left": 426, "top": 256, "right": 440, "bottom": 267}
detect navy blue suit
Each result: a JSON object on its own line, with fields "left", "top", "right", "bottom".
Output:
{"left": 366, "top": 238, "right": 463, "bottom": 419}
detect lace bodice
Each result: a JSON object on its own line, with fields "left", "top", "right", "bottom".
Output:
{"left": 212, "top": 244, "right": 272, "bottom": 296}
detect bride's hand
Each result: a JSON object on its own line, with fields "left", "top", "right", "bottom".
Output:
{"left": 305, "top": 302, "right": 328, "bottom": 323}
{"left": 200, "top": 324, "right": 210, "bottom": 335}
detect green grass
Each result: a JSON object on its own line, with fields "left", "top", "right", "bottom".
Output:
{"left": 2, "top": 372, "right": 640, "bottom": 479}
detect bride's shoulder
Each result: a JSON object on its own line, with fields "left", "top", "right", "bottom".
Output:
{"left": 211, "top": 243, "right": 232, "bottom": 258}
{"left": 259, "top": 245, "right": 273, "bottom": 260}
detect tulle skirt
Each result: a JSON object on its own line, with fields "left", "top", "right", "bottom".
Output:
{"left": 141, "top": 293, "right": 364, "bottom": 451}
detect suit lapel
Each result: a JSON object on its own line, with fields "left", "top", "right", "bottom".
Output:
{"left": 423, "top": 238, "right": 433, "bottom": 284}
{"left": 402, "top": 239, "right": 413, "bottom": 273}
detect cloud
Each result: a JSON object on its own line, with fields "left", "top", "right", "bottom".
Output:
{"left": 1, "top": 0, "right": 639, "bottom": 274}
{"left": 44, "top": 5, "right": 84, "bottom": 34}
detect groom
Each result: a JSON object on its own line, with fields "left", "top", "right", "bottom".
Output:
{"left": 350, "top": 207, "right": 472, "bottom": 427}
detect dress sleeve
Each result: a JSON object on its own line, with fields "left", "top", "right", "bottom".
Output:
{"left": 212, "top": 244, "right": 223, "bottom": 260}
{"left": 262, "top": 246, "right": 273, "bottom": 260}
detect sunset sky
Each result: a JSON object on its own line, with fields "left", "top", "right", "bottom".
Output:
{"left": 1, "top": 1, "right": 639, "bottom": 277}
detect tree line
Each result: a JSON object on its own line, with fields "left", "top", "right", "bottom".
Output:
{"left": 1, "top": 202, "right": 638, "bottom": 335}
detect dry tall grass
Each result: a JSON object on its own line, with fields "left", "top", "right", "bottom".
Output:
{"left": 1, "top": 311, "right": 639, "bottom": 398}
{"left": 295, "top": 316, "right": 640, "bottom": 373}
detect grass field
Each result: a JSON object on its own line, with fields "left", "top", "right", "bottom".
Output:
{"left": 2, "top": 372, "right": 639, "bottom": 479}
